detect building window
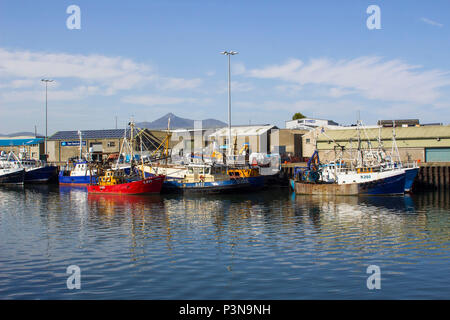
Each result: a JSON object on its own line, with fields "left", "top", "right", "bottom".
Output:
{"left": 306, "top": 138, "right": 311, "bottom": 144}
{"left": 108, "top": 141, "right": 116, "bottom": 147}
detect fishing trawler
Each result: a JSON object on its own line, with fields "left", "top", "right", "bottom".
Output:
{"left": 378, "top": 124, "right": 419, "bottom": 193}
{"left": 292, "top": 119, "right": 416, "bottom": 195}
{"left": 20, "top": 159, "right": 57, "bottom": 183}
{"left": 135, "top": 117, "right": 190, "bottom": 180}
{"left": 292, "top": 150, "right": 406, "bottom": 195}
{"left": 0, "top": 151, "right": 56, "bottom": 183}
{"left": 87, "top": 169, "right": 165, "bottom": 195}
{"left": 59, "top": 159, "right": 98, "bottom": 185}
{"left": 163, "top": 163, "right": 251, "bottom": 193}
{"left": 227, "top": 166, "right": 265, "bottom": 188}
{"left": 141, "top": 163, "right": 188, "bottom": 180}
{"left": 58, "top": 130, "right": 98, "bottom": 185}
{"left": 0, "top": 163, "right": 25, "bottom": 185}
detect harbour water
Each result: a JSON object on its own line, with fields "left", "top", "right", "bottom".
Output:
{"left": 0, "top": 185, "right": 449, "bottom": 299}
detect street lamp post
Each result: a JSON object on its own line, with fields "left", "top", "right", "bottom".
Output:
{"left": 221, "top": 50, "right": 238, "bottom": 157}
{"left": 41, "top": 79, "right": 53, "bottom": 159}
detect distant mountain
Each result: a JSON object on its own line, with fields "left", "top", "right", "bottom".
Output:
{"left": 0, "top": 131, "right": 40, "bottom": 137}
{"left": 136, "top": 113, "right": 227, "bottom": 129}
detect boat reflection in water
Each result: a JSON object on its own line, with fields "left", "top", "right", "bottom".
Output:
{"left": 88, "top": 193, "right": 163, "bottom": 207}
{"left": 87, "top": 193, "right": 164, "bottom": 219}
{"left": 58, "top": 185, "right": 88, "bottom": 194}
{"left": 293, "top": 194, "right": 417, "bottom": 216}
{"left": 291, "top": 194, "right": 424, "bottom": 241}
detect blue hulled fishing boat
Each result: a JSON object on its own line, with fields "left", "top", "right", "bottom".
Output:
{"left": 59, "top": 159, "right": 98, "bottom": 185}
{"left": 0, "top": 151, "right": 56, "bottom": 183}
{"left": 293, "top": 150, "right": 406, "bottom": 195}
{"left": 0, "top": 166, "right": 25, "bottom": 185}
{"left": 404, "top": 166, "right": 419, "bottom": 192}
{"left": 162, "top": 163, "right": 251, "bottom": 193}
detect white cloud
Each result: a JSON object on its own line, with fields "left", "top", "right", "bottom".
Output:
{"left": 420, "top": 17, "right": 443, "bottom": 28}
{"left": 122, "top": 95, "right": 192, "bottom": 106}
{"left": 157, "top": 77, "right": 203, "bottom": 90}
{"left": 248, "top": 59, "right": 303, "bottom": 79}
{"left": 0, "top": 79, "right": 36, "bottom": 89}
{"left": 121, "top": 95, "right": 212, "bottom": 107}
{"left": 232, "top": 62, "right": 246, "bottom": 76}
{"left": 0, "top": 48, "right": 203, "bottom": 99}
{"left": 0, "top": 48, "right": 149, "bottom": 82}
{"left": 217, "top": 81, "right": 254, "bottom": 93}
{"left": 328, "top": 87, "right": 355, "bottom": 98}
{"left": 1, "top": 86, "right": 101, "bottom": 102}
{"left": 247, "top": 57, "right": 450, "bottom": 105}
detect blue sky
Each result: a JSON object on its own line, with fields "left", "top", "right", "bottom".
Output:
{"left": 1, "top": 0, "right": 449, "bottom": 134}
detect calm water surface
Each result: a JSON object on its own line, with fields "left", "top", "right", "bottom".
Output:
{"left": 0, "top": 185, "right": 449, "bottom": 299}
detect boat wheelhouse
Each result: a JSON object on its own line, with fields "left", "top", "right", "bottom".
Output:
{"left": 58, "top": 160, "right": 98, "bottom": 185}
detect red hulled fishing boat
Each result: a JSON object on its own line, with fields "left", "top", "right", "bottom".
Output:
{"left": 87, "top": 169, "right": 165, "bottom": 195}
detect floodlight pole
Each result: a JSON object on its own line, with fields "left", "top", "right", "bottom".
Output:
{"left": 221, "top": 50, "right": 238, "bottom": 157}
{"left": 41, "top": 79, "right": 54, "bottom": 158}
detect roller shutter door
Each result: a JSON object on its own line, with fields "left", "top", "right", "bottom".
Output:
{"left": 425, "top": 148, "right": 450, "bottom": 162}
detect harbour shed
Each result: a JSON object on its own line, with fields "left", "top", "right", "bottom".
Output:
{"left": 303, "top": 125, "right": 450, "bottom": 163}
{"left": 209, "top": 125, "right": 278, "bottom": 154}
{"left": 270, "top": 128, "right": 310, "bottom": 161}
{"left": 286, "top": 118, "right": 340, "bottom": 130}
{"left": 0, "top": 136, "right": 44, "bottom": 160}
{"left": 47, "top": 128, "right": 168, "bottom": 164}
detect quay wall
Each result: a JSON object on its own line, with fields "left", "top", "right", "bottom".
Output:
{"left": 415, "top": 162, "right": 450, "bottom": 191}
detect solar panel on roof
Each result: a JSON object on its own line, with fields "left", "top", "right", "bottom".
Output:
{"left": 49, "top": 129, "right": 131, "bottom": 140}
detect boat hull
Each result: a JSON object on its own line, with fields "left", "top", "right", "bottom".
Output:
{"left": 25, "top": 166, "right": 57, "bottom": 183}
{"left": 87, "top": 175, "right": 165, "bottom": 194}
{"left": 295, "top": 172, "right": 405, "bottom": 196}
{"left": 58, "top": 172, "right": 98, "bottom": 185}
{"left": 0, "top": 168, "right": 25, "bottom": 185}
{"left": 163, "top": 178, "right": 251, "bottom": 194}
{"left": 247, "top": 175, "right": 265, "bottom": 188}
{"left": 404, "top": 167, "right": 419, "bottom": 192}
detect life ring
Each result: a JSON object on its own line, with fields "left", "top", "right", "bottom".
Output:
{"left": 199, "top": 175, "right": 205, "bottom": 182}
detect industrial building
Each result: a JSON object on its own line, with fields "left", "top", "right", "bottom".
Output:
{"left": 0, "top": 136, "right": 45, "bottom": 160}
{"left": 209, "top": 125, "right": 278, "bottom": 155}
{"left": 47, "top": 128, "right": 169, "bottom": 164}
{"left": 169, "top": 125, "right": 308, "bottom": 162}
{"left": 270, "top": 128, "right": 309, "bottom": 161}
{"left": 302, "top": 124, "right": 450, "bottom": 163}
{"left": 285, "top": 118, "right": 340, "bottom": 130}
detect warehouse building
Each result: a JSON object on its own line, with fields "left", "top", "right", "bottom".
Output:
{"left": 0, "top": 136, "right": 45, "bottom": 160}
{"left": 47, "top": 128, "right": 168, "bottom": 164}
{"left": 302, "top": 124, "right": 450, "bottom": 163}
{"left": 170, "top": 125, "right": 309, "bottom": 162}
{"left": 285, "top": 118, "right": 340, "bottom": 130}
{"left": 270, "top": 128, "right": 310, "bottom": 161}
{"left": 209, "top": 125, "right": 278, "bottom": 155}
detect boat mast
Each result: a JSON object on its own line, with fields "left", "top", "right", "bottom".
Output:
{"left": 130, "top": 118, "right": 135, "bottom": 167}
{"left": 140, "top": 137, "right": 145, "bottom": 179}
{"left": 357, "top": 118, "right": 363, "bottom": 168}
{"left": 391, "top": 120, "right": 402, "bottom": 166}
{"left": 166, "top": 117, "right": 171, "bottom": 165}
{"left": 115, "top": 127, "right": 127, "bottom": 170}
{"left": 78, "top": 130, "right": 82, "bottom": 160}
